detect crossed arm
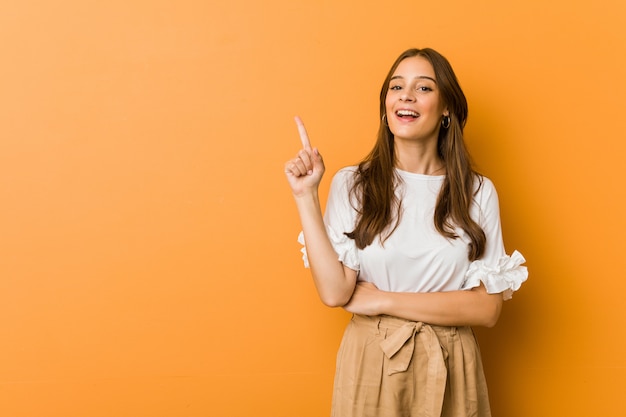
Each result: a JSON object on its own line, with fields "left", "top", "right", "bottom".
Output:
{"left": 344, "top": 282, "right": 502, "bottom": 328}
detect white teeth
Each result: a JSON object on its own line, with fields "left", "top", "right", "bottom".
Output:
{"left": 396, "top": 110, "right": 418, "bottom": 117}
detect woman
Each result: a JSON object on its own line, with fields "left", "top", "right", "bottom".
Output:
{"left": 284, "top": 48, "right": 527, "bottom": 417}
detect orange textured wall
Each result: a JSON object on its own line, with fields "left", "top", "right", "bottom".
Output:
{"left": 1, "top": 1, "right": 625, "bottom": 416}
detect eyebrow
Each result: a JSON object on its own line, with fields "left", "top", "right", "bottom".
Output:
{"left": 390, "top": 75, "right": 437, "bottom": 83}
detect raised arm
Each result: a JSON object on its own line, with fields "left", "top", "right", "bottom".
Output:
{"left": 284, "top": 117, "right": 357, "bottom": 307}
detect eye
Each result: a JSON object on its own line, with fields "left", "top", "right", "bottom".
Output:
{"left": 389, "top": 85, "right": 402, "bottom": 91}
{"left": 417, "top": 86, "right": 433, "bottom": 92}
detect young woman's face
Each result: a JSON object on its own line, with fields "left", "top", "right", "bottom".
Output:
{"left": 385, "top": 56, "right": 448, "bottom": 143}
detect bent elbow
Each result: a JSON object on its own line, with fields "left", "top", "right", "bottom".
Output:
{"left": 319, "top": 291, "right": 352, "bottom": 308}
{"left": 320, "top": 295, "right": 350, "bottom": 308}
{"left": 482, "top": 298, "right": 503, "bottom": 328}
{"left": 321, "top": 299, "right": 344, "bottom": 308}
{"left": 483, "top": 313, "right": 500, "bottom": 328}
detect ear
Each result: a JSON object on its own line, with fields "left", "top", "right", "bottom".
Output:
{"left": 443, "top": 108, "right": 450, "bottom": 117}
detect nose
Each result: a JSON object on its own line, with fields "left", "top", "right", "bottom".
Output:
{"left": 400, "top": 90, "right": 415, "bottom": 102}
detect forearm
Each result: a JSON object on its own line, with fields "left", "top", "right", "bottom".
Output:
{"left": 295, "top": 191, "right": 356, "bottom": 307}
{"left": 376, "top": 285, "right": 502, "bottom": 327}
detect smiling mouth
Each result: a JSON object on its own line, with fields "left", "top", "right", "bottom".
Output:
{"left": 395, "top": 109, "right": 419, "bottom": 119}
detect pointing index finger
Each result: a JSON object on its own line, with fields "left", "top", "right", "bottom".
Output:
{"left": 294, "top": 116, "right": 312, "bottom": 150}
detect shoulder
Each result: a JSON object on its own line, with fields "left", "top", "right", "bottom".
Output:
{"left": 331, "top": 166, "right": 359, "bottom": 187}
{"left": 473, "top": 175, "right": 499, "bottom": 204}
{"left": 326, "top": 166, "right": 360, "bottom": 206}
{"left": 335, "top": 165, "right": 359, "bottom": 177}
{"left": 326, "top": 166, "right": 360, "bottom": 210}
{"left": 470, "top": 175, "right": 502, "bottom": 225}
{"left": 474, "top": 174, "right": 497, "bottom": 194}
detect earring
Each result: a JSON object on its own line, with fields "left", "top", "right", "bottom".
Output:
{"left": 441, "top": 115, "right": 451, "bottom": 129}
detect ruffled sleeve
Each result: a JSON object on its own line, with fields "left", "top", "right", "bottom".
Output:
{"left": 297, "top": 167, "right": 360, "bottom": 271}
{"left": 298, "top": 226, "right": 360, "bottom": 270}
{"left": 462, "top": 178, "right": 528, "bottom": 300}
{"left": 461, "top": 250, "right": 528, "bottom": 300}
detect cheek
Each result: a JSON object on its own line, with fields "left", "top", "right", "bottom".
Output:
{"left": 418, "top": 105, "right": 442, "bottom": 124}
{"left": 430, "top": 97, "right": 446, "bottom": 114}
{"left": 384, "top": 98, "right": 394, "bottom": 117}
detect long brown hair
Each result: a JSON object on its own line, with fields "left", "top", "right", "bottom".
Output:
{"left": 345, "top": 48, "right": 486, "bottom": 261}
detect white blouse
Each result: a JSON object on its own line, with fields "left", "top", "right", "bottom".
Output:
{"left": 299, "top": 167, "right": 527, "bottom": 300}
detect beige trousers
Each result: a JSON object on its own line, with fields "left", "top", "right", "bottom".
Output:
{"left": 331, "top": 314, "right": 492, "bottom": 417}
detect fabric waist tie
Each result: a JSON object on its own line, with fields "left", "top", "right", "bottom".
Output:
{"left": 379, "top": 320, "right": 448, "bottom": 417}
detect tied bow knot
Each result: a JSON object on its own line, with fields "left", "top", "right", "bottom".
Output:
{"left": 378, "top": 321, "right": 448, "bottom": 416}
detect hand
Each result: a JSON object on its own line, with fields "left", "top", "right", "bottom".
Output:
{"left": 284, "top": 116, "right": 325, "bottom": 197}
{"left": 343, "top": 282, "right": 385, "bottom": 316}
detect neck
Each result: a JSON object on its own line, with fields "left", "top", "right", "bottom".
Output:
{"left": 394, "top": 138, "right": 445, "bottom": 175}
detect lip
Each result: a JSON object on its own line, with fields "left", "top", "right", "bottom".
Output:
{"left": 393, "top": 108, "right": 420, "bottom": 122}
